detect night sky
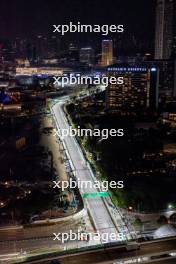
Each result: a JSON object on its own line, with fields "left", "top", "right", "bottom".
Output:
{"left": 0, "top": 0, "right": 155, "bottom": 40}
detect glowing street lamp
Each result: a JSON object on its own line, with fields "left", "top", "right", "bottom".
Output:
{"left": 128, "top": 206, "right": 133, "bottom": 212}
{"left": 168, "top": 204, "right": 174, "bottom": 210}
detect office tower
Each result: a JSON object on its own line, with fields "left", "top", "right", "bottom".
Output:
{"left": 101, "top": 40, "right": 113, "bottom": 66}
{"left": 172, "top": 1, "right": 176, "bottom": 57}
{"left": 47, "top": 36, "right": 60, "bottom": 58}
{"left": 106, "top": 65, "right": 158, "bottom": 113}
{"left": 172, "top": 1, "right": 176, "bottom": 96}
{"left": 155, "top": 0, "right": 174, "bottom": 59}
{"left": 79, "top": 47, "right": 94, "bottom": 65}
{"left": 173, "top": 60, "right": 176, "bottom": 97}
{"left": 152, "top": 60, "right": 174, "bottom": 102}
{"left": 13, "top": 38, "right": 27, "bottom": 58}
{"left": 68, "top": 43, "right": 79, "bottom": 62}
{"left": 35, "top": 36, "right": 50, "bottom": 61}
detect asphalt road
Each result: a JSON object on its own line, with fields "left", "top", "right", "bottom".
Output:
{"left": 16, "top": 237, "right": 176, "bottom": 264}
{"left": 0, "top": 214, "right": 87, "bottom": 260}
{"left": 0, "top": 98, "right": 128, "bottom": 262}
{"left": 58, "top": 237, "right": 176, "bottom": 264}
{"left": 149, "top": 258, "right": 176, "bottom": 264}
{"left": 52, "top": 101, "right": 128, "bottom": 243}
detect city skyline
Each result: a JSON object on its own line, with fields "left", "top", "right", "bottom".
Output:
{"left": 0, "top": 1, "right": 176, "bottom": 264}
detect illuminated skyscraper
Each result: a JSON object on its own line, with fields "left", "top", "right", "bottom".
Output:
{"left": 106, "top": 65, "right": 158, "bottom": 113}
{"left": 155, "top": 0, "right": 174, "bottom": 59}
{"left": 172, "top": 1, "right": 176, "bottom": 58}
{"left": 172, "top": 1, "right": 176, "bottom": 96}
{"left": 101, "top": 40, "right": 113, "bottom": 66}
{"left": 80, "top": 47, "right": 94, "bottom": 65}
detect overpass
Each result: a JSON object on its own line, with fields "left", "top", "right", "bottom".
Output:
{"left": 11, "top": 237, "right": 176, "bottom": 264}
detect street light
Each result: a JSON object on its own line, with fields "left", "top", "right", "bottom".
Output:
{"left": 168, "top": 203, "right": 174, "bottom": 210}
{"left": 128, "top": 206, "right": 133, "bottom": 212}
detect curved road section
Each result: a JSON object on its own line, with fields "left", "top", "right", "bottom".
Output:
{"left": 52, "top": 100, "right": 126, "bottom": 243}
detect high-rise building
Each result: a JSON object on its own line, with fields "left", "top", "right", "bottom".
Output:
{"left": 47, "top": 36, "right": 60, "bottom": 58}
{"left": 149, "top": 60, "right": 174, "bottom": 103}
{"left": 172, "top": 2, "right": 176, "bottom": 55}
{"left": 79, "top": 47, "right": 94, "bottom": 65}
{"left": 106, "top": 65, "right": 158, "bottom": 113}
{"left": 174, "top": 60, "right": 176, "bottom": 97}
{"left": 101, "top": 40, "right": 113, "bottom": 66}
{"left": 172, "top": 2, "right": 176, "bottom": 96}
{"left": 155, "top": 0, "right": 174, "bottom": 59}
{"left": 68, "top": 43, "right": 79, "bottom": 62}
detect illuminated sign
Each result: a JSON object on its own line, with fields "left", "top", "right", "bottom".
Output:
{"left": 83, "top": 192, "right": 110, "bottom": 198}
